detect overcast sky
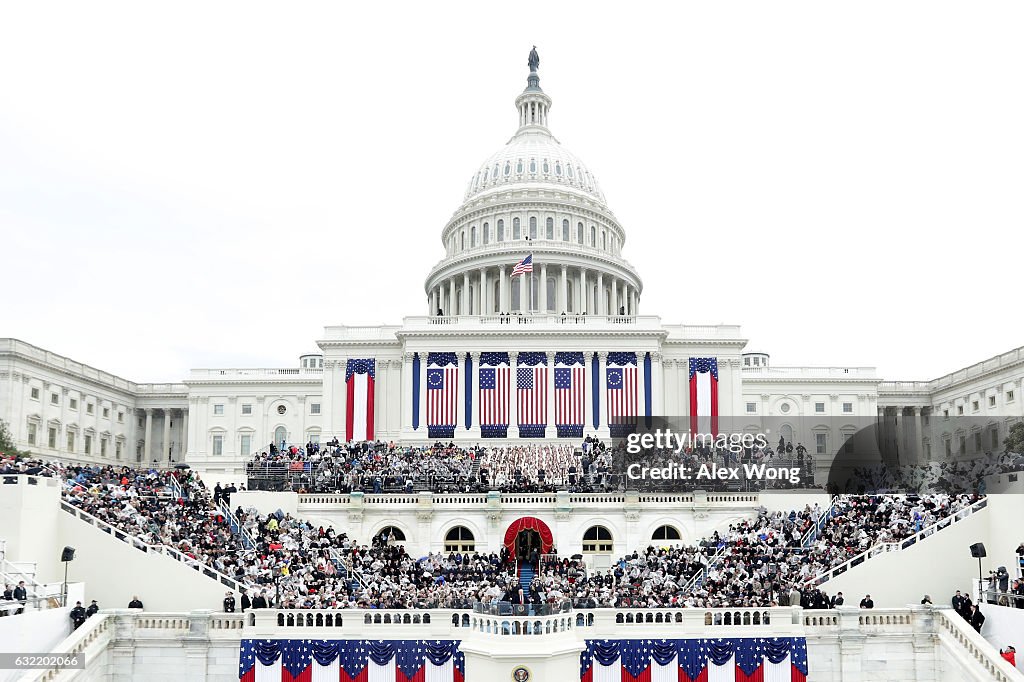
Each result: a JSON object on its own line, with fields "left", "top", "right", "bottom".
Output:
{"left": 1, "top": 2, "right": 1021, "bottom": 384}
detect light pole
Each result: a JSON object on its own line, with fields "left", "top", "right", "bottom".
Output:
{"left": 60, "top": 546, "right": 76, "bottom": 607}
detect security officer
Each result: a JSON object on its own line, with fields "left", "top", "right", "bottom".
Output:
{"left": 70, "top": 601, "right": 87, "bottom": 630}
{"left": 86, "top": 600, "right": 99, "bottom": 618}
{"left": 223, "top": 592, "right": 236, "bottom": 613}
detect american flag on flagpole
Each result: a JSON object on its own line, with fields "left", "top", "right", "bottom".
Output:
{"left": 554, "top": 351, "right": 585, "bottom": 438}
{"left": 516, "top": 351, "right": 548, "bottom": 437}
{"left": 510, "top": 254, "right": 533, "bottom": 277}
{"left": 479, "top": 352, "right": 510, "bottom": 438}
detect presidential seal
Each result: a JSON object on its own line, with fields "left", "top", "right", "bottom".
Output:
{"left": 511, "top": 665, "right": 531, "bottom": 682}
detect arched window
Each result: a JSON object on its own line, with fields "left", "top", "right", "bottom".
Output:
{"left": 377, "top": 526, "right": 406, "bottom": 542}
{"left": 274, "top": 426, "right": 287, "bottom": 446}
{"left": 510, "top": 278, "right": 521, "bottom": 312}
{"left": 513, "top": 218, "right": 521, "bottom": 240}
{"left": 555, "top": 162, "right": 562, "bottom": 176}
{"left": 461, "top": 231, "right": 466, "bottom": 250}
{"left": 546, "top": 277, "right": 556, "bottom": 312}
{"left": 562, "top": 219, "right": 569, "bottom": 241}
{"left": 546, "top": 217, "right": 554, "bottom": 240}
{"left": 504, "top": 162, "right": 511, "bottom": 176}
{"left": 471, "top": 226, "right": 477, "bottom": 247}
{"left": 483, "top": 168, "right": 489, "bottom": 182}
{"left": 529, "top": 274, "right": 540, "bottom": 310}
{"left": 602, "top": 231, "right": 607, "bottom": 250}
{"left": 444, "top": 526, "right": 476, "bottom": 553}
{"left": 497, "top": 219, "right": 505, "bottom": 241}
{"left": 529, "top": 217, "right": 537, "bottom": 240}
{"left": 493, "top": 163, "right": 500, "bottom": 179}
{"left": 583, "top": 526, "right": 613, "bottom": 553}
{"left": 652, "top": 525, "right": 681, "bottom": 541}
{"left": 492, "top": 280, "right": 500, "bottom": 313}
{"left": 483, "top": 222, "right": 490, "bottom": 245}
{"left": 566, "top": 280, "right": 575, "bottom": 313}
{"left": 577, "top": 222, "right": 584, "bottom": 244}
{"left": 542, "top": 159, "right": 550, "bottom": 174}
{"left": 590, "top": 226, "right": 596, "bottom": 246}
{"left": 567, "top": 165, "right": 574, "bottom": 179}
{"left": 529, "top": 159, "right": 536, "bottom": 173}
{"left": 516, "top": 159, "right": 524, "bottom": 174}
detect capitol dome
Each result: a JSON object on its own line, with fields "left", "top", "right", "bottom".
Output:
{"left": 424, "top": 50, "right": 642, "bottom": 319}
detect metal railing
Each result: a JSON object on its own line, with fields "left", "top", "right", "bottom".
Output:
{"left": 802, "top": 497, "right": 989, "bottom": 587}
{"left": 59, "top": 500, "right": 244, "bottom": 593}
{"left": 801, "top": 497, "right": 842, "bottom": 548}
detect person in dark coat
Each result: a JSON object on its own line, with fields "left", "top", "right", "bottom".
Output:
{"left": 70, "top": 601, "right": 87, "bottom": 630}
{"left": 251, "top": 592, "right": 269, "bottom": 609}
{"left": 968, "top": 605, "right": 985, "bottom": 632}
{"left": 952, "top": 590, "right": 967, "bottom": 614}
{"left": 223, "top": 592, "right": 236, "bottom": 613}
{"left": 240, "top": 591, "right": 251, "bottom": 612}
{"left": 12, "top": 581, "right": 27, "bottom": 614}
{"left": 859, "top": 594, "right": 874, "bottom": 609}
{"left": 830, "top": 592, "right": 845, "bottom": 608}
{"left": 85, "top": 600, "right": 99, "bottom": 617}
{"left": 128, "top": 596, "right": 144, "bottom": 609}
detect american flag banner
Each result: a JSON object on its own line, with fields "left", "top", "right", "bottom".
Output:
{"left": 239, "top": 639, "right": 465, "bottom": 682}
{"left": 580, "top": 638, "right": 808, "bottom": 682}
{"left": 606, "top": 351, "right": 638, "bottom": 438}
{"left": 345, "top": 359, "right": 375, "bottom": 443}
{"left": 478, "top": 352, "right": 510, "bottom": 438}
{"left": 689, "top": 357, "right": 719, "bottom": 438}
{"left": 516, "top": 351, "right": 548, "bottom": 438}
{"left": 554, "top": 351, "right": 585, "bottom": 438}
{"left": 427, "top": 352, "right": 458, "bottom": 440}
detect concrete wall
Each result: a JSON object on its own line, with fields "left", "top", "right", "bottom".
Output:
{"left": 978, "top": 602, "right": 1024, "bottom": 673}
{"left": 0, "top": 476, "right": 63, "bottom": 584}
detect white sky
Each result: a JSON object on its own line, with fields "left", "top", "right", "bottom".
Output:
{"left": 1, "top": 2, "right": 1021, "bottom": 384}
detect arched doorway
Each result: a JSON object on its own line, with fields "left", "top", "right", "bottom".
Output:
{"left": 503, "top": 517, "right": 553, "bottom": 567}
{"left": 274, "top": 426, "right": 287, "bottom": 447}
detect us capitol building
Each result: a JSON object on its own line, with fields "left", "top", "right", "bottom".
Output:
{"left": 2, "top": 53, "right": 1023, "bottom": 483}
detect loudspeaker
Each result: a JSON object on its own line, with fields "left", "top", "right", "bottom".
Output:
{"left": 61, "top": 546, "right": 76, "bottom": 562}
{"left": 970, "top": 542, "right": 986, "bottom": 558}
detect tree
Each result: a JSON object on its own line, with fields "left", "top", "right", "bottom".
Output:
{"left": 1005, "top": 421, "right": 1024, "bottom": 455}
{"left": 0, "top": 418, "right": 27, "bottom": 459}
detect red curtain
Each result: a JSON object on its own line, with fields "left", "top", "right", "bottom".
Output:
{"left": 502, "top": 517, "right": 554, "bottom": 555}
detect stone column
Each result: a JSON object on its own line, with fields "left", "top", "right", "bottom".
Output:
{"left": 480, "top": 267, "right": 488, "bottom": 315}
{"left": 559, "top": 264, "right": 568, "bottom": 313}
{"left": 540, "top": 263, "right": 548, "bottom": 313}
{"left": 580, "top": 269, "right": 588, "bottom": 314}
{"left": 469, "top": 352, "right": 481, "bottom": 438}
{"left": 499, "top": 265, "right": 508, "bottom": 313}
{"left": 596, "top": 272, "right": 605, "bottom": 315}
{"left": 161, "top": 409, "right": 171, "bottom": 463}
{"left": 448, "top": 278, "right": 456, "bottom": 316}
{"left": 462, "top": 272, "right": 470, "bottom": 315}
{"left": 597, "top": 352, "right": 610, "bottom": 438}
{"left": 546, "top": 351, "right": 557, "bottom": 437}
{"left": 143, "top": 408, "right": 153, "bottom": 463}
{"left": 610, "top": 277, "right": 618, "bottom": 316}
{"left": 624, "top": 284, "right": 631, "bottom": 315}
{"left": 651, "top": 352, "right": 664, "bottom": 416}
{"left": 181, "top": 409, "right": 189, "bottom": 461}
{"left": 401, "top": 353, "right": 414, "bottom": 436}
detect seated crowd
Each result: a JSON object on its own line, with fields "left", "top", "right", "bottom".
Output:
{"left": 37, "top": 453, "right": 982, "bottom": 611}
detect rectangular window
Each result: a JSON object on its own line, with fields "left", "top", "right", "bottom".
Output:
{"left": 842, "top": 402, "right": 853, "bottom": 413}
{"left": 973, "top": 432, "right": 982, "bottom": 452}
{"left": 308, "top": 433, "right": 320, "bottom": 444}
{"left": 116, "top": 441, "right": 122, "bottom": 459}
{"left": 957, "top": 405, "right": 964, "bottom": 415}
{"left": 943, "top": 409, "right": 949, "bottom": 419}
{"left": 815, "top": 433, "right": 827, "bottom": 455}
{"left": 925, "top": 443, "right": 932, "bottom": 458}
{"left": 944, "top": 439, "right": 951, "bottom": 457}
{"left": 51, "top": 393, "right": 59, "bottom": 405}
{"left": 745, "top": 402, "right": 756, "bottom": 413}
{"left": 1008, "top": 390, "right": 1016, "bottom": 402}
{"left": 69, "top": 398, "right": 78, "bottom": 410}
{"left": 138, "top": 417, "right": 144, "bottom": 428}
{"left": 30, "top": 387, "right": 40, "bottom": 400}
{"left": 118, "top": 412, "right": 124, "bottom": 423}
{"left": 84, "top": 434, "right": 92, "bottom": 455}
{"left": 102, "top": 407, "right": 110, "bottom": 419}
{"left": 815, "top": 402, "right": 825, "bottom": 413}
{"left": 86, "top": 403, "right": 94, "bottom": 415}
{"left": 27, "top": 423, "right": 37, "bottom": 445}
{"left": 972, "top": 401, "right": 979, "bottom": 412}
{"left": 958, "top": 435, "right": 966, "bottom": 453}
{"left": 240, "top": 435, "right": 251, "bottom": 457}
{"left": 101, "top": 438, "right": 108, "bottom": 457}
{"left": 67, "top": 432, "right": 75, "bottom": 451}
{"left": 48, "top": 427, "right": 57, "bottom": 449}
{"left": 214, "top": 404, "right": 224, "bottom": 416}
{"left": 241, "top": 403, "right": 253, "bottom": 415}
{"left": 843, "top": 433, "right": 854, "bottom": 454}
{"left": 310, "top": 403, "right": 321, "bottom": 415}
{"left": 988, "top": 396, "right": 996, "bottom": 408}
{"left": 212, "top": 435, "right": 224, "bottom": 456}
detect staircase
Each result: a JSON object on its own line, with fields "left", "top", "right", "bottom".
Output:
{"left": 518, "top": 563, "right": 535, "bottom": 592}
